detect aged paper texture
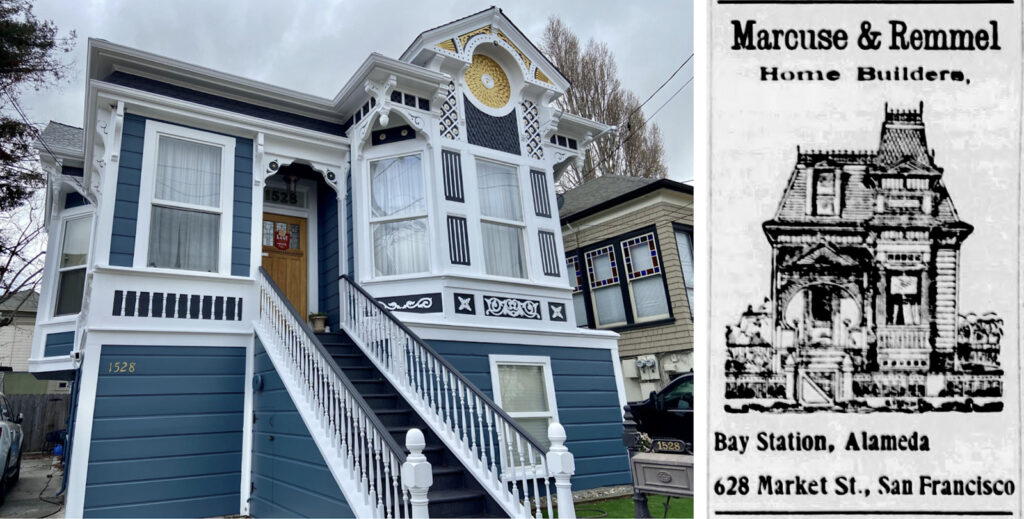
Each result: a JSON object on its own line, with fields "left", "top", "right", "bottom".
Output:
{"left": 708, "top": 2, "right": 1021, "bottom": 517}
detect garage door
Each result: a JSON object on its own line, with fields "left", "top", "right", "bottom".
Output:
{"left": 84, "top": 345, "right": 245, "bottom": 518}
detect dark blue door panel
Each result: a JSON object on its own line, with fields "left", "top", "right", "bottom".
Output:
{"left": 83, "top": 345, "right": 245, "bottom": 518}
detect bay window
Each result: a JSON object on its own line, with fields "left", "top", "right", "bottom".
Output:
{"left": 54, "top": 215, "right": 90, "bottom": 316}
{"left": 477, "top": 159, "right": 526, "bottom": 278}
{"left": 568, "top": 227, "right": 674, "bottom": 329}
{"left": 887, "top": 273, "right": 921, "bottom": 325}
{"left": 490, "top": 355, "right": 558, "bottom": 452}
{"left": 370, "top": 153, "right": 429, "bottom": 276}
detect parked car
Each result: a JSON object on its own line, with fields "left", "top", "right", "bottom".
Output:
{"left": 627, "top": 372, "right": 693, "bottom": 451}
{"left": 0, "top": 394, "right": 24, "bottom": 503}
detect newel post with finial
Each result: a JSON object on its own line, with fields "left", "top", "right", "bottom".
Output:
{"left": 402, "top": 428, "right": 432, "bottom": 518}
{"left": 547, "top": 422, "right": 577, "bottom": 519}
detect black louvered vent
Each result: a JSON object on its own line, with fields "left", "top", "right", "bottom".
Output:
{"left": 539, "top": 231, "right": 560, "bottom": 276}
{"left": 531, "top": 170, "right": 551, "bottom": 217}
{"left": 442, "top": 150, "right": 465, "bottom": 202}
{"left": 447, "top": 216, "right": 471, "bottom": 265}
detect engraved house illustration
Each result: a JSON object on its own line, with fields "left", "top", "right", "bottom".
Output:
{"left": 725, "top": 104, "right": 1003, "bottom": 412}
{"left": 29, "top": 8, "right": 630, "bottom": 518}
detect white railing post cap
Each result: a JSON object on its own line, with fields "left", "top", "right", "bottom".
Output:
{"left": 546, "top": 422, "right": 574, "bottom": 475}
{"left": 402, "top": 428, "right": 433, "bottom": 488}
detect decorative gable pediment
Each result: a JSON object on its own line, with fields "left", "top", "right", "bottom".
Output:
{"left": 401, "top": 7, "right": 567, "bottom": 94}
{"left": 785, "top": 243, "right": 858, "bottom": 269}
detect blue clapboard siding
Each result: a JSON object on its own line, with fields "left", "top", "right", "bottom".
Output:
{"left": 345, "top": 168, "right": 354, "bottom": 279}
{"left": 83, "top": 345, "right": 245, "bottom": 518}
{"left": 251, "top": 338, "right": 353, "bottom": 518}
{"left": 44, "top": 331, "right": 75, "bottom": 357}
{"left": 232, "top": 138, "right": 254, "bottom": 276}
{"left": 426, "top": 341, "right": 631, "bottom": 490}
{"left": 108, "top": 114, "right": 146, "bottom": 266}
{"left": 317, "top": 186, "right": 340, "bottom": 331}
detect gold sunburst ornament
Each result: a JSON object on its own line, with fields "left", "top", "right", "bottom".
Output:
{"left": 465, "top": 54, "right": 511, "bottom": 109}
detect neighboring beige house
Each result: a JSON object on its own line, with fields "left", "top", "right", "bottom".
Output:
{"left": 560, "top": 175, "right": 694, "bottom": 402}
{"left": 0, "top": 291, "right": 69, "bottom": 394}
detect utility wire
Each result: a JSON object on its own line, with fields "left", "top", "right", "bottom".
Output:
{"left": 1, "top": 88, "right": 62, "bottom": 167}
{"left": 624, "top": 53, "right": 694, "bottom": 123}
{"left": 573, "top": 73, "right": 694, "bottom": 182}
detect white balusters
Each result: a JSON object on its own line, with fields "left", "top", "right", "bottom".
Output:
{"left": 257, "top": 272, "right": 407, "bottom": 519}
{"left": 338, "top": 276, "right": 578, "bottom": 519}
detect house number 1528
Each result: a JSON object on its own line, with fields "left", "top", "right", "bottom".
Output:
{"left": 108, "top": 361, "right": 136, "bottom": 374}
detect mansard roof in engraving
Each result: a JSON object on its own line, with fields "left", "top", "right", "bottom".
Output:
{"left": 769, "top": 105, "right": 963, "bottom": 228}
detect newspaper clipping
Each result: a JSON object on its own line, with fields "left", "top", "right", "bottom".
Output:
{"left": 708, "top": 1, "right": 1021, "bottom": 516}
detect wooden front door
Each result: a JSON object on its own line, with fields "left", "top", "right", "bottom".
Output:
{"left": 262, "top": 213, "right": 308, "bottom": 317}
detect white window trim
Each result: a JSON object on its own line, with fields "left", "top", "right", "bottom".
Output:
{"left": 134, "top": 121, "right": 236, "bottom": 275}
{"left": 368, "top": 150, "right": 430, "bottom": 279}
{"left": 51, "top": 207, "right": 94, "bottom": 318}
{"left": 488, "top": 354, "right": 559, "bottom": 476}
{"left": 476, "top": 157, "right": 529, "bottom": 280}
{"left": 674, "top": 228, "right": 695, "bottom": 318}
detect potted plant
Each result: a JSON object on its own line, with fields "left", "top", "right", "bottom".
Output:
{"left": 308, "top": 312, "right": 328, "bottom": 333}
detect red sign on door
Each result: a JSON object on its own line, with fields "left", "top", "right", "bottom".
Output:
{"left": 274, "top": 228, "right": 291, "bottom": 250}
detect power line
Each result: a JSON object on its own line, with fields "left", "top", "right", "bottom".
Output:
{"left": 571, "top": 73, "right": 694, "bottom": 183}
{"left": 625, "top": 53, "right": 693, "bottom": 123}
{"left": 1, "top": 87, "right": 62, "bottom": 167}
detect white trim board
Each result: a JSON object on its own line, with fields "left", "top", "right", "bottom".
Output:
{"left": 404, "top": 319, "right": 619, "bottom": 349}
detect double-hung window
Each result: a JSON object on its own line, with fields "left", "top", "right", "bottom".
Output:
{"left": 585, "top": 245, "right": 627, "bottom": 327}
{"left": 477, "top": 159, "right": 527, "bottom": 278}
{"left": 139, "top": 123, "right": 235, "bottom": 275}
{"left": 570, "top": 227, "right": 674, "bottom": 329}
{"left": 621, "top": 232, "right": 670, "bottom": 322}
{"left": 370, "top": 153, "right": 429, "bottom": 276}
{"left": 674, "top": 226, "right": 695, "bottom": 316}
{"left": 54, "top": 215, "right": 91, "bottom": 316}
{"left": 566, "top": 256, "right": 587, "bottom": 327}
{"left": 490, "top": 355, "right": 559, "bottom": 452}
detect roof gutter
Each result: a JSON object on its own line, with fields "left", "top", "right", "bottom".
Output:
{"left": 559, "top": 178, "right": 693, "bottom": 226}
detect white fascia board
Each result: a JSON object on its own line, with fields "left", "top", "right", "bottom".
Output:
{"left": 555, "top": 111, "right": 614, "bottom": 139}
{"left": 87, "top": 39, "right": 341, "bottom": 121}
{"left": 332, "top": 53, "right": 450, "bottom": 114}
{"left": 560, "top": 189, "right": 693, "bottom": 234}
{"left": 92, "top": 82, "right": 350, "bottom": 149}
{"left": 404, "top": 318, "right": 620, "bottom": 350}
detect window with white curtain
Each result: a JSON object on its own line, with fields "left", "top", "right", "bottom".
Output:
{"left": 476, "top": 159, "right": 526, "bottom": 278}
{"left": 621, "top": 232, "right": 670, "bottom": 322}
{"left": 674, "top": 227, "right": 694, "bottom": 317}
{"left": 54, "top": 215, "right": 91, "bottom": 316}
{"left": 370, "top": 153, "right": 429, "bottom": 276}
{"left": 490, "top": 355, "right": 559, "bottom": 453}
{"left": 147, "top": 135, "right": 223, "bottom": 272}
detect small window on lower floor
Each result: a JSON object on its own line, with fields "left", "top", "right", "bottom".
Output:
{"left": 491, "top": 356, "right": 558, "bottom": 451}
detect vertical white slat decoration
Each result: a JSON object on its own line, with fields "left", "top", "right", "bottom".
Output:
{"left": 339, "top": 275, "right": 578, "bottom": 519}
{"left": 255, "top": 269, "right": 425, "bottom": 518}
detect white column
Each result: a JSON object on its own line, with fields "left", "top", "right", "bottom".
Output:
{"left": 402, "top": 428, "right": 432, "bottom": 519}
{"left": 546, "top": 422, "right": 576, "bottom": 519}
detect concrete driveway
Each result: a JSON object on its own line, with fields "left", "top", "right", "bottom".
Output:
{"left": 0, "top": 454, "right": 64, "bottom": 518}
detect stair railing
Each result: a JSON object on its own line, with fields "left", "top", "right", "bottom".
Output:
{"left": 257, "top": 268, "right": 412, "bottom": 518}
{"left": 339, "top": 275, "right": 570, "bottom": 519}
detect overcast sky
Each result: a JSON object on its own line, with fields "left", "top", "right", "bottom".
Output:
{"left": 19, "top": 0, "right": 694, "bottom": 182}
